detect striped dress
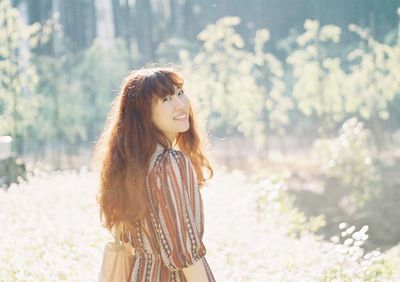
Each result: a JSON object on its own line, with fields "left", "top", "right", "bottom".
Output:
{"left": 127, "top": 144, "right": 216, "bottom": 281}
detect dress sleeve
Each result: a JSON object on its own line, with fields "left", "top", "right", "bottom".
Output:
{"left": 147, "top": 149, "right": 207, "bottom": 271}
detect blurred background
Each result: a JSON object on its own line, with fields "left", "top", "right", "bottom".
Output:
{"left": 1, "top": 0, "right": 400, "bottom": 281}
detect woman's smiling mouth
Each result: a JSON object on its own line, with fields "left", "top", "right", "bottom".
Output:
{"left": 174, "top": 114, "right": 187, "bottom": 120}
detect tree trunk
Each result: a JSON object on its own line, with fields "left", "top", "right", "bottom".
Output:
{"left": 183, "top": 0, "right": 194, "bottom": 39}
{"left": 95, "top": 0, "right": 115, "bottom": 42}
{"left": 111, "top": 0, "right": 133, "bottom": 51}
{"left": 371, "top": 117, "right": 385, "bottom": 152}
{"left": 135, "top": 0, "right": 154, "bottom": 63}
{"left": 59, "top": 0, "right": 96, "bottom": 49}
{"left": 169, "top": 0, "right": 184, "bottom": 37}
{"left": 111, "top": 0, "right": 122, "bottom": 37}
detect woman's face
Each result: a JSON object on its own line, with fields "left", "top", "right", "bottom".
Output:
{"left": 151, "top": 85, "right": 190, "bottom": 143}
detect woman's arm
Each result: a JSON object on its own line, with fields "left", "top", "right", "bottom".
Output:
{"left": 147, "top": 150, "right": 215, "bottom": 281}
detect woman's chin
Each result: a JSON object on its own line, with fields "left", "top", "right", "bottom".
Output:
{"left": 179, "top": 124, "right": 190, "bottom": 132}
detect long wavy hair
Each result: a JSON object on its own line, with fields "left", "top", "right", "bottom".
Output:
{"left": 91, "top": 66, "right": 214, "bottom": 234}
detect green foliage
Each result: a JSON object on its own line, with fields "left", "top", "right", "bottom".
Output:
{"left": 286, "top": 20, "right": 347, "bottom": 132}
{"left": 70, "top": 38, "right": 132, "bottom": 142}
{"left": 180, "top": 17, "right": 293, "bottom": 150}
{"left": 0, "top": 156, "right": 26, "bottom": 187}
{"left": 346, "top": 24, "right": 400, "bottom": 122}
{"left": 322, "top": 223, "right": 395, "bottom": 281}
{"left": 252, "top": 29, "right": 293, "bottom": 138}
{"left": 34, "top": 53, "right": 87, "bottom": 145}
{"left": 252, "top": 173, "right": 396, "bottom": 281}
{"left": 155, "top": 36, "right": 199, "bottom": 64}
{"left": 0, "top": 0, "right": 57, "bottom": 156}
{"left": 0, "top": 0, "right": 131, "bottom": 160}
{"left": 180, "top": 16, "right": 400, "bottom": 148}
{"left": 285, "top": 19, "right": 400, "bottom": 138}
{"left": 0, "top": 0, "right": 41, "bottom": 153}
{"left": 34, "top": 36, "right": 131, "bottom": 158}
{"left": 181, "top": 17, "right": 263, "bottom": 138}
{"left": 1, "top": 4, "right": 400, "bottom": 167}
{"left": 312, "top": 117, "right": 382, "bottom": 214}
{"left": 254, "top": 175, "right": 326, "bottom": 237}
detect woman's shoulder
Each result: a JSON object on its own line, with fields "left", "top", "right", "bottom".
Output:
{"left": 157, "top": 149, "right": 188, "bottom": 167}
{"left": 148, "top": 143, "right": 166, "bottom": 173}
{"left": 148, "top": 146, "right": 199, "bottom": 187}
{"left": 149, "top": 146, "right": 190, "bottom": 174}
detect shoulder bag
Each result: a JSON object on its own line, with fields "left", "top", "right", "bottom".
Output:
{"left": 98, "top": 223, "right": 134, "bottom": 282}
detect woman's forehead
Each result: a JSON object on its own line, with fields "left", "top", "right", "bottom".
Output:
{"left": 154, "top": 82, "right": 183, "bottom": 96}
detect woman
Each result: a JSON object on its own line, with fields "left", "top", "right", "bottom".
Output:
{"left": 92, "top": 66, "right": 216, "bottom": 281}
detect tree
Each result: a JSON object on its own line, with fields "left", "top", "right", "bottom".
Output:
{"left": 57, "top": 0, "right": 97, "bottom": 50}
{"left": 286, "top": 20, "right": 346, "bottom": 135}
{"left": 181, "top": 17, "right": 293, "bottom": 155}
{"left": 0, "top": 0, "right": 50, "bottom": 155}
{"left": 345, "top": 24, "right": 400, "bottom": 150}
{"left": 252, "top": 28, "right": 293, "bottom": 153}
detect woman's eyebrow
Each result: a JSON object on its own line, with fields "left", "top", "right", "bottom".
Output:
{"left": 174, "top": 86, "right": 183, "bottom": 93}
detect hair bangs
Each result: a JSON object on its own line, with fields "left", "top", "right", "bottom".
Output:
{"left": 149, "top": 70, "right": 184, "bottom": 99}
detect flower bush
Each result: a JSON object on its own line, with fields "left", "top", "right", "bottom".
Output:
{"left": 312, "top": 117, "right": 382, "bottom": 214}
{"left": 0, "top": 166, "right": 398, "bottom": 281}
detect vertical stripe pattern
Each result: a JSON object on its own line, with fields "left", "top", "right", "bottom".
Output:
{"left": 127, "top": 144, "right": 216, "bottom": 282}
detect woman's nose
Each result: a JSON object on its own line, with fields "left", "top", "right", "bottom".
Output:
{"left": 174, "top": 97, "right": 186, "bottom": 109}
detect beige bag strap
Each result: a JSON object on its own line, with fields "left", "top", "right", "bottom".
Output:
{"left": 111, "top": 222, "right": 123, "bottom": 245}
{"left": 111, "top": 222, "right": 135, "bottom": 253}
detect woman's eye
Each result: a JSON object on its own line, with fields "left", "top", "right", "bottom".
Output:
{"left": 162, "top": 90, "right": 183, "bottom": 102}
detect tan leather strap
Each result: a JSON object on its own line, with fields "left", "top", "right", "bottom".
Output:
{"left": 111, "top": 222, "right": 123, "bottom": 245}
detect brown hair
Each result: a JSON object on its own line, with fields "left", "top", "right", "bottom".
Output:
{"left": 91, "top": 66, "right": 214, "bottom": 233}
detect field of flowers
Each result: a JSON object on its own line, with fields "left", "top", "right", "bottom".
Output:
{"left": 0, "top": 166, "right": 399, "bottom": 281}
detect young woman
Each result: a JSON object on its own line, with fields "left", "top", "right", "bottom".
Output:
{"left": 92, "top": 66, "right": 216, "bottom": 281}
